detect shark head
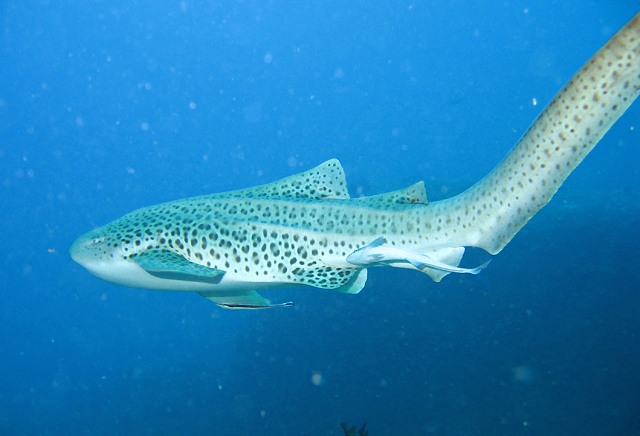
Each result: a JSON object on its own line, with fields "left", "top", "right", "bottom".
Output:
{"left": 70, "top": 226, "right": 122, "bottom": 279}
{"left": 69, "top": 225, "right": 151, "bottom": 288}
{"left": 70, "top": 204, "right": 227, "bottom": 291}
{"left": 345, "top": 237, "right": 386, "bottom": 265}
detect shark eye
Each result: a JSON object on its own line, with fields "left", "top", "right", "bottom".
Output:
{"left": 91, "top": 237, "right": 105, "bottom": 244}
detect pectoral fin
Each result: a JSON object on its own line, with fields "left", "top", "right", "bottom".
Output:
{"left": 136, "top": 249, "right": 226, "bottom": 284}
{"left": 198, "top": 291, "right": 293, "bottom": 309}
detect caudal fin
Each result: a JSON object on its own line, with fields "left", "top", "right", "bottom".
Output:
{"left": 428, "top": 13, "right": 640, "bottom": 255}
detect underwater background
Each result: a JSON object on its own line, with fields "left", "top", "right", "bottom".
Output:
{"left": 1, "top": 0, "right": 639, "bottom": 435}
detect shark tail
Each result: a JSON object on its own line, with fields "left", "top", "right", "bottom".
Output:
{"left": 429, "top": 12, "right": 640, "bottom": 255}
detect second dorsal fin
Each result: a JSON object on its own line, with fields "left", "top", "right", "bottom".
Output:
{"left": 356, "top": 181, "right": 428, "bottom": 209}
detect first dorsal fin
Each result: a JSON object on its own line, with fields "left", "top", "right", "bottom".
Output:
{"left": 214, "top": 159, "right": 350, "bottom": 201}
{"left": 356, "top": 181, "right": 428, "bottom": 209}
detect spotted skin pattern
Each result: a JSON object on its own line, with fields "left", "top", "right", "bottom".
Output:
{"left": 430, "top": 12, "right": 640, "bottom": 254}
{"left": 71, "top": 13, "right": 640, "bottom": 308}
{"left": 73, "top": 160, "right": 444, "bottom": 292}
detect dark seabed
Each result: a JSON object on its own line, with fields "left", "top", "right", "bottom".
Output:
{"left": 1, "top": 1, "right": 639, "bottom": 435}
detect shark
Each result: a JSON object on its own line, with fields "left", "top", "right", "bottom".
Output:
{"left": 346, "top": 237, "right": 490, "bottom": 275}
{"left": 70, "top": 13, "right": 640, "bottom": 309}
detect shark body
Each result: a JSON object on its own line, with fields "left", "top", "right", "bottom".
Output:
{"left": 70, "top": 13, "right": 640, "bottom": 309}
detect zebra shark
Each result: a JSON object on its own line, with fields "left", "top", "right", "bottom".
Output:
{"left": 70, "top": 13, "right": 640, "bottom": 309}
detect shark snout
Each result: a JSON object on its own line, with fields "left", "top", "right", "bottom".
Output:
{"left": 69, "top": 229, "right": 109, "bottom": 268}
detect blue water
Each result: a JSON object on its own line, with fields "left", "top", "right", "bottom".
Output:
{"left": 1, "top": 1, "right": 639, "bottom": 435}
